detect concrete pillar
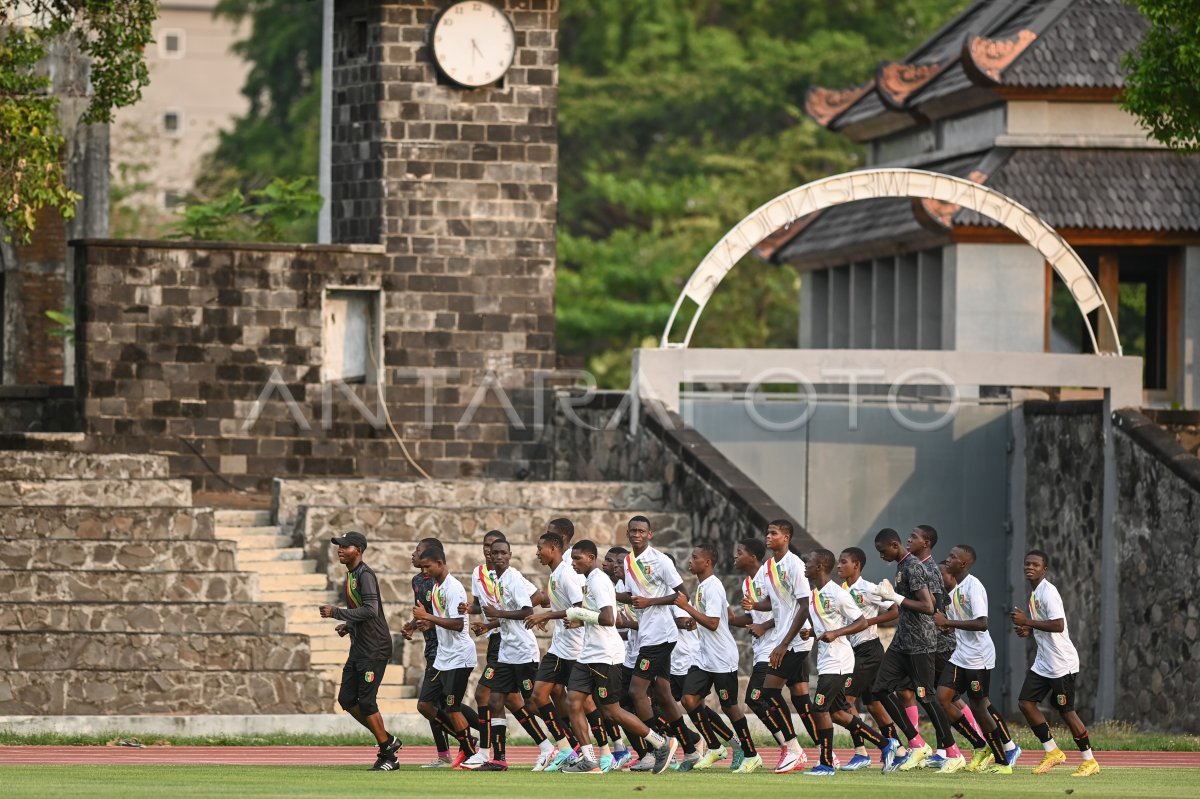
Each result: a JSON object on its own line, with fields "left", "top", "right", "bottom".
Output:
{"left": 851, "top": 262, "right": 872, "bottom": 348}
{"left": 897, "top": 253, "right": 918, "bottom": 348}
{"left": 942, "top": 243, "right": 1044, "bottom": 352}
{"left": 831, "top": 266, "right": 850, "bottom": 347}
{"left": 917, "top": 249, "right": 942, "bottom": 350}
{"left": 1182, "top": 247, "right": 1200, "bottom": 409}
{"left": 872, "top": 257, "right": 895, "bottom": 348}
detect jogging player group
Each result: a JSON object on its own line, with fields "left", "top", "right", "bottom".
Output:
{"left": 323, "top": 517, "right": 1100, "bottom": 778}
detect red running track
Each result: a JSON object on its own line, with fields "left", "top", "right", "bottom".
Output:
{"left": 1, "top": 746, "right": 1198, "bottom": 767}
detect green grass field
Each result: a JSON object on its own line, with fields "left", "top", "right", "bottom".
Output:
{"left": 0, "top": 765, "right": 1194, "bottom": 799}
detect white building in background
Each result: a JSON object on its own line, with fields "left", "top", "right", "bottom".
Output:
{"left": 111, "top": 0, "right": 250, "bottom": 213}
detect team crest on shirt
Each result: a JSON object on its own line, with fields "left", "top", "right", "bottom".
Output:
{"left": 1056, "top": 693, "right": 1067, "bottom": 706}
{"left": 970, "top": 680, "right": 982, "bottom": 693}
{"left": 819, "top": 595, "right": 833, "bottom": 613}
{"left": 598, "top": 687, "right": 608, "bottom": 698}
{"left": 522, "top": 679, "right": 533, "bottom": 692}
{"left": 638, "top": 658, "right": 651, "bottom": 671}
{"left": 815, "top": 693, "right": 825, "bottom": 706}
{"left": 484, "top": 667, "right": 495, "bottom": 679}
{"left": 425, "top": 590, "right": 432, "bottom": 602}
{"left": 749, "top": 688, "right": 761, "bottom": 701}
{"left": 446, "top": 695, "right": 455, "bottom": 706}
{"left": 364, "top": 671, "right": 375, "bottom": 683}
{"left": 896, "top": 571, "right": 904, "bottom": 585}
{"left": 718, "top": 689, "right": 729, "bottom": 701}
{"left": 916, "top": 686, "right": 926, "bottom": 699}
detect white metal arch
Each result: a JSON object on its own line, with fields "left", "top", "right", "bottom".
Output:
{"left": 661, "top": 168, "right": 1121, "bottom": 355}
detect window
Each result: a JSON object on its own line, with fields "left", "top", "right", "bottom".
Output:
{"left": 322, "top": 288, "right": 381, "bottom": 383}
{"left": 162, "top": 190, "right": 185, "bottom": 210}
{"left": 162, "top": 109, "right": 183, "bottom": 136}
{"left": 158, "top": 28, "right": 185, "bottom": 59}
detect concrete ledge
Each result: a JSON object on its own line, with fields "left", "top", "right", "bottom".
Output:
{"left": 0, "top": 452, "right": 170, "bottom": 480}
{"left": 0, "top": 478, "right": 192, "bottom": 507}
{"left": 0, "top": 569, "right": 259, "bottom": 602}
{"left": 1, "top": 632, "right": 312, "bottom": 672}
{"left": 1114, "top": 408, "right": 1200, "bottom": 493}
{"left": 0, "top": 506, "right": 216, "bottom": 540}
{"left": 0, "top": 540, "right": 237, "bottom": 572}
{"left": 0, "top": 601, "right": 288, "bottom": 634}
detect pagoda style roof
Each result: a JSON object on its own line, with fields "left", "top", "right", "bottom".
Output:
{"left": 765, "top": 148, "right": 1200, "bottom": 268}
{"left": 805, "top": 0, "right": 1148, "bottom": 140}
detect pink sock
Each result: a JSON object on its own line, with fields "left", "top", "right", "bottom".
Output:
{"left": 961, "top": 706, "right": 983, "bottom": 739}
{"left": 904, "top": 705, "right": 921, "bottom": 731}
{"left": 947, "top": 744, "right": 962, "bottom": 758}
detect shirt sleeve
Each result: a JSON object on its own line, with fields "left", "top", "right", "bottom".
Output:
{"left": 906, "top": 560, "right": 933, "bottom": 594}
{"left": 509, "top": 571, "right": 532, "bottom": 608}
{"left": 657, "top": 552, "right": 684, "bottom": 590}
{"left": 701, "top": 580, "right": 727, "bottom": 618}
{"left": 565, "top": 571, "right": 584, "bottom": 605}
{"left": 787, "top": 556, "right": 810, "bottom": 601}
{"left": 450, "top": 580, "right": 469, "bottom": 619}
{"left": 332, "top": 569, "right": 382, "bottom": 623}
{"left": 837, "top": 588, "right": 863, "bottom": 623}
{"left": 968, "top": 579, "right": 989, "bottom": 619}
{"left": 1040, "top": 584, "right": 1065, "bottom": 621}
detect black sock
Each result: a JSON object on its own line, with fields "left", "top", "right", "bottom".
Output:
{"left": 850, "top": 727, "right": 865, "bottom": 748}
{"left": 703, "top": 706, "right": 735, "bottom": 743}
{"left": 604, "top": 718, "right": 623, "bottom": 748}
{"left": 454, "top": 722, "right": 476, "bottom": 755}
{"left": 882, "top": 694, "right": 916, "bottom": 740}
{"left": 689, "top": 708, "right": 720, "bottom": 748}
{"left": 538, "top": 702, "right": 566, "bottom": 742}
{"left": 1031, "top": 721, "right": 1053, "bottom": 743}
{"left": 477, "top": 705, "right": 491, "bottom": 750}
{"left": 923, "top": 697, "right": 956, "bottom": 749}
{"left": 881, "top": 722, "right": 898, "bottom": 742}
{"left": 953, "top": 715, "right": 986, "bottom": 749}
{"left": 848, "top": 717, "right": 884, "bottom": 748}
{"left": 588, "top": 710, "right": 608, "bottom": 746}
{"left": 818, "top": 726, "right": 834, "bottom": 767}
{"left": 459, "top": 704, "right": 480, "bottom": 730}
{"left": 985, "top": 727, "right": 1008, "bottom": 764}
{"left": 792, "top": 693, "right": 818, "bottom": 745}
{"left": 629, "top": 733, "right": 647, "bottom": 757}
{"left": 732, "top": 716, "right": 757, "bottom": 756}
{"left": 762, "top": 688, "right": 795, "bottom": 740}
{"left": 670, "top": 717, "right": 699, "bottom": 754}
{"left": 514, "top": 706, "right": 547, "bottom": 744}
{"left": 987, "top": 705, "right": 1011, "bottom": 742}
{"left": 430, "top": 716, "right": 449, "bottom": 752}
{"left": 492, "top": 721, "right": 507, "bottom": 762}
{"left": 1073, "top": 731, "right": 1092, "bottom": 752}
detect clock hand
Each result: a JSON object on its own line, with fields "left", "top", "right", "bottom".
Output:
{"left": 471, "top": 39, "right": 482, "bottom": 61}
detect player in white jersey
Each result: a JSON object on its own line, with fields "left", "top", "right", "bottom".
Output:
{"left": 464, "top": 531, "right": 507, "bottom": 763}
{"left": 464, "top": 538, "right": 551, "bottom": 771}
{"left": 412, "top": 542, "right": 480, "bottom": 769}
{"left": 526, "top": 530, "right": 584, "bottom": 771}
{"left": 1010, "top": 549, "right": 1099, "bottom": 777}
{"left": 730, "top": 538, "right": 801, "bottom": 757}
{"left": 801, "top": 549, "right": 899, "bottom": 776}
{"left": 615, "top": 516, "right": 705, "bottom": 764}
{"left": 675, "top": 542, "right": 763, "bottom": 773}
{"left": 835, "top": 546, "right": 899, "bottom": 770}
{"left": 933, "top": 545, "right": 1019, "bottom": 774}
{"left": 743, "top": 519, "right": 812, "bottom": 773}
{"left": 561, "top": 539, "right": 678, "bottom": 775}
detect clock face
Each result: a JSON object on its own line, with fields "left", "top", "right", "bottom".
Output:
{"left": 432, "top": 2, "right": 516, "bottom": 88}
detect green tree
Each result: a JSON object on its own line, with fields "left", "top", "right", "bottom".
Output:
{"left": 557, "top": 0, "right": 969, "bottom": 386}
{"left": 0, "top": 1, "right": 156, "bottom": 241}
{"left": 198, "top": 0, "right": 322, "bottom": 216}
{"left": 1121, "top": 0, "right": 1200, "bottom": 151}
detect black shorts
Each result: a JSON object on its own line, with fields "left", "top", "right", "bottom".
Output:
{"left": 479, "top": 661, "right": 537, "bottom": 697}
{"left": 1019, "top": 670, "right": 1076, "bottom": 712}
{"left": 632, "top": 642, "right": 675, "bottom": 681}
{"left": 849, "top": 639, "right": 884, "bottom": 700}
{"left": 872, "top": 648, "right": 937, "bottom": 701}
{"left": 813, "top": 673, "right": 853, "bottom": 715}
{"left": 338, "top": 659, "right": 387, "bottom": 711}
{"left": 486, "top": 633, "right": 500, "bottom": 664}
{"left": 939, "top": 664, "right": 990, "bottom": 700}
{"left": 746, "top": 661, "right": 769, "bottom": 707}
{"left": 934, "top": 647, "right": 953, "bottom": 683}
{"left": 681, "top": 666, "right": 740, "bottom": 707}
{"left": 766, "top": 648, "right": 809, "bottom": 684}
{"left": 419, "top": 666, "right": 473, "bottom": 710}
{"left": 568, "top": 661, "right": 625, "bottom": 705}
{"left": 619, "top": 664, "right": 636, "bottom": 709}
{"left": 535, "top": 653, "right": 576, "bottom": 686}
{"left": 670, "top": 672, "right": 686, "bottom": 702}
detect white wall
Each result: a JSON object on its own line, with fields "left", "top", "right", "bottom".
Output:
{"left": 942, "top": 243, "right": 1045, "bottom": 352}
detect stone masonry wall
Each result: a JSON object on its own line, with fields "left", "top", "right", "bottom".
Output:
{"left": 73, "top": 240, "right": 556, "bottom": 492}
{"left": 1024, "top": 403, "right": 1200, "bottom": 733}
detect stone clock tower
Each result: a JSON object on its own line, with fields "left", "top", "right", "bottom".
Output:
{"left": 328, "top": 0, "right": 558, "bottom": 478}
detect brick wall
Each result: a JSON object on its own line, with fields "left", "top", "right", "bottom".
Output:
{"left": 74, "top": 240, "right": 556, "bottom": 492}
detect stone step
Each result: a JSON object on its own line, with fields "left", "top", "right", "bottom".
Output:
{"left": 214, "top": 509, "right": 273, "bottom": 527}
{"left": 378, "top": 699, "right": 419, "bottom": 715}
{"left": 0, "top": 506, "right": 215, "bottom": 541}
{"left": 0, "top": 601, "right": 289, "bottom": 634}
{"left": 0, "top": 452, "right": 171, "bottom": 480}
{"left": 269, "top": 590, "right": 338, "bottom": 608}
{"left": 259, "top": 573, "right": 328, "bottom": 592}
{"left": 234, "top": 534, "right": 295, "bottom": 550}
{"left": 310, "top": 648, "right": 356, "bottom": 666}
{"left": 236, "top": 547, "right": 306, "bottom": 563}
{"left": 0, "top": 478, "right": 193, "bottom": 507}
{"left": 215, "top": 525, "right": 283, "bottom": 538}
{"left": 1, "top": 631, "right": 313, "bottom": 671}
{"left": 0, "top": 669, "right": 334, "bottom": 715}
{"left": 0, "top": 569, "right": 259, "bottom": 603}
{"left": 239, "top": 558, "right": 317, "bottom": 575}
{"left": 0, "top": 540, "right": 238, "bottom": 572}
{"left": 275, "top": 479, "right": 666, "bottom": 527}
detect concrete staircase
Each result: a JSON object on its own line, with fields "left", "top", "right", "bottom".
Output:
{"left": 214, "top": 509, "right": 417, "bottom": 714}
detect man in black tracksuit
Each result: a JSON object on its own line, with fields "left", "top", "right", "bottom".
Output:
{"left": 320, "top": 530, "right": 403, "bottom": 771}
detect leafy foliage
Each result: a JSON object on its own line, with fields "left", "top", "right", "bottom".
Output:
{"left": 0, "top": 0, "right": 156, "bottom": 241}
{"left": 1121, "top": 0, "right": 1200, "bottom": 151}
{"left": 168, "top": 177, "right": 322, "bottom": 241}
{"left": 557, "top": 0, "right": 969, "bottom": 385}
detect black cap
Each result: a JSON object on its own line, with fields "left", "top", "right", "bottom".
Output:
{"left": 331, "top": 531, "right": 368, "bottom": 551}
